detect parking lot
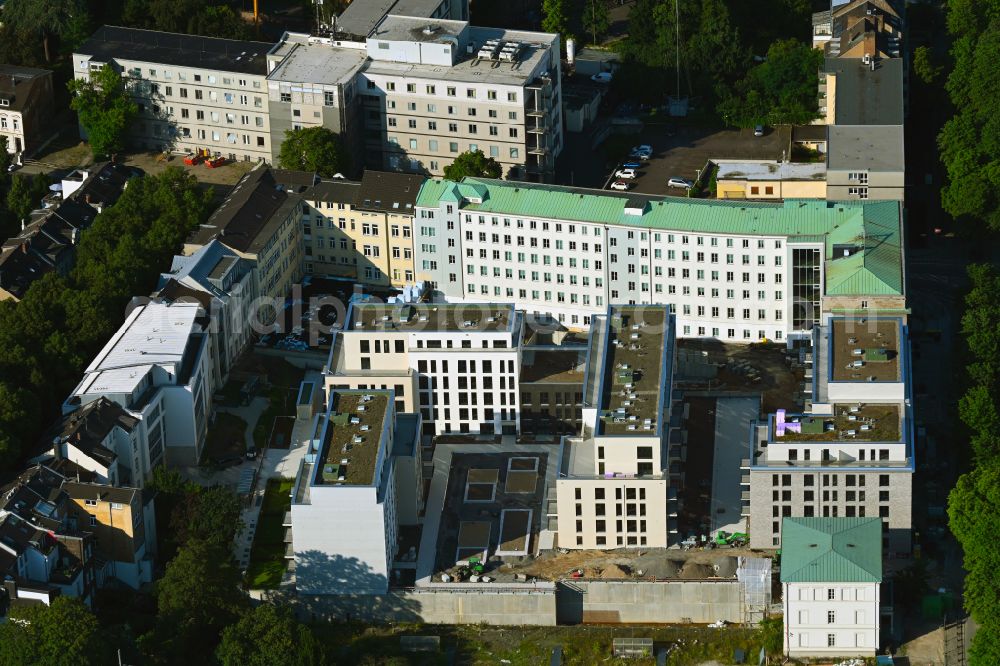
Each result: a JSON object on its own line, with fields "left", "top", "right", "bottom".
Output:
{"left": 601, "top": 124, "right": 792, "bottom": 196}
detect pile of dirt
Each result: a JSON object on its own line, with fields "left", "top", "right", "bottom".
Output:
{"left": 598, "top": 563, "right": 630, "bottom": 579}
{"left": 679, "top": 562, "right": 714, "bottom": 579}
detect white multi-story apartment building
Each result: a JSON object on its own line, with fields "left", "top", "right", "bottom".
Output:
{"left": 325, "top": 302, "right": 523, "bottom": 437}
{"left": 62, "top": 302, "right": 216, "bottom": 471}
{"left": 155, "top": 239, "right": 260, "bottom": 386}
{"left": 265, "top": 15, "right": 562, "bottom": 181}
{"left": 556, "top": 305, "right": 677, "bottom": 549}
{"left": 357, "top": 15, "right": 562, "bottom": 180}
{"left": 73, "top": 26, "right": 275, "bottom": 162}
{"left": 781, "top": 517, "right": 882, "bottom": 658}
{"left": 290, "top": 389, "right": 422, "bottom": 594}
{"left": 72, "top": 17, "right": 562, "bottom": 181}
{"left": 413, "top": 178, "right": 905, "bottom": 341}
{"left": 746, "top": 315, "right": 914, "bottom": 554}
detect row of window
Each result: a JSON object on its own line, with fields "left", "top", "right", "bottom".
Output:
{"left": 388, "top": 136, "right": 520, "bottom": 159}
{"left": 456, "top": 217, "right": 787, "bottom": 251}
{"left": 373, "top": 79, "right": 519, "bottom": 103}
{"left": 771, "top": 473, "right": 893, "bottom": 486}
{"left": 129, "top": 66, "right": 260, "bottom": 88}
{"left": 146, "top": 82, "right": 263, "bottom": 107}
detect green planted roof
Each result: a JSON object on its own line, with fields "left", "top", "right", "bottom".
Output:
{"left": 780, "top": 517, "right": 883, "bottom": 583}
{"left": 414, "top": 178, "right": 903, "bottom": 297}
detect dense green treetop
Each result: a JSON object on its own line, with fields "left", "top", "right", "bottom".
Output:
{"left": 443, "top": 150, "right": 503, "bottom": 181}
{"left": 278, "top": 127, "right": 349, "bottom": 178}
{"left": 216, "top": 604, "right": 323, "bottom": 666}
{"left": 67, "top": 64, "right": 139, "bottom": 159}
{"left": 717, "top": 39, "right": 822, "bottom": 128}
{"left": 0, "top": 597, "right": 111, "bottom": 666}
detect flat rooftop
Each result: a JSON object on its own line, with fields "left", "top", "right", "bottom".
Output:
{"left": 775, "top": 404, "right": 901, "bottom": 442}
{"left": 318, "top": 391, "right": 389, "bottom": 486}
{"left": 826, "top": 57, "right": 904, "bottom": 126}
{"left": 830, "top": 318, "right": 900, "bottom": 382}
{"left": 715, "top": 161, "right": 827, "bottom": 182}
{"left": 520, "top": 348, "right": 587, "bottom": 383}
{"left": 827, "top": 124, "right": 904, "bottom": 173}
{"left": 77, "top": 25, "right": 272, "bottom": 75}
{"left": 339, "top": 0, "right": 454, "bottom": 38}
{"left": 267, "top": 36, "right": 367, "bottom": 85}
{"left": 372, "top": 14, "right": 466, "bottom": 43}
{"left": 598, "top": 306, "right": 667, "bottom": 436}
{"left": 363, "top": 22, "right": 556, "bottom": 86}
{"left": 348, "top": 303, "right": 514, "bottom": 333}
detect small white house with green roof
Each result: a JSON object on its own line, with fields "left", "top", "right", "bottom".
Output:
{"left": 781, "top": 517, "right": 882, "bottom": 658}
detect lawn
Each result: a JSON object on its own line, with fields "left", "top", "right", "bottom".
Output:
{"left": 314, "top": 621, "right": 782, "bottom": 665}
{"left": 245, "top": 477, "right": 294, "bottom": 589}
{"left": 202, "top": 412, "right": 247, "bottom": 464}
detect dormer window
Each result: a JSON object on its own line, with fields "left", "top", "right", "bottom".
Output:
{"left": 0, "top": 99, "right": 8, "bottom": 107}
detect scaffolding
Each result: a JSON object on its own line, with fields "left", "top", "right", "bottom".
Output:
{"left": 737, "top": 556, "right": 773, "bottom": 625}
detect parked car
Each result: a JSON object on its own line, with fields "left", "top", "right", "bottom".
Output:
{"left": 667, "top": 177, "right": 694, "bottom": 189}
{"left": 753, "top": 125, "right": 765, "bottom": 137}
{"left": 590, "top": 72, "right": 612, "bottom": 84}
{"left": 6, "top": 163, "right": 20, "bottom": 173}
{"left": 614, "top": 168, "right": 638, "bottom": 179}
{"left": 621, "top": 161, "right": 642, "bottom": 169}
{"left": 630, "top": 144, "right": 653, "bottom": 156}
{"left": 610, "top": 180, "right": 631, "bottom": 191}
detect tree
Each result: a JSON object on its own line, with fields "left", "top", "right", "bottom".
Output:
{"left": 950, "top": 464, "right": 1000, "bottom": 665}
{"left": 187, "top": 5, "right": 252, "bottom": 40}
{"left": 1, "top": 0, "right": 82, "bottom": 62}
{"left": 0, "top": 597, "right": 111, "bottom": 665}
{"left": 0, "top": 168, "right": 209, "bottom": 475}
{"left": 216, "top": 604, "right": 323, "bottom": 666}
{"left": 148, "top": 538, "right": 247, "bottom": 660}
{"left": 171, "top": 485, "right": 243, "bottom": 551}
{"left": 67, "top": 64, "right": 138, "bottom": 159}
{"left": 443, "top": 150, "right": 503, "bottom": 181}
{"left": 7, "top": 174, "right": 50, "bottom": 222}
{"left": 581, "top": 0, "right": 609, "bottom": 45}
{"left": 278, "top": 126, "right": 348, "bottom": 177}
{"left": 717, "top": 38, "right": 822, "bottom": 127}
{"left": 541, "top": 0, "right": 573, "bottom": 45}
{"left": 937, "top": 2, "right": 1000, "bottom": 230}
{"left": 913, "top": 45, "right": 944, "bottom": 85}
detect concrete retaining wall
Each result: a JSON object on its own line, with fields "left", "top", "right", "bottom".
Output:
{"left": 255, "top": 579, "right": 743, "bottom": 626}
{"left": 271, "top": 587, "right": 558, "bottom": 626}
{"left": 556, "top": 580, "right": 743, "bottom": 625}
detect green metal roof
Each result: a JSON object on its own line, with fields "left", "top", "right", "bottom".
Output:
{"left": 780, "top": 517, "right": 883, "bottom": 583}
{"left": 414, "top": 178, "right": 903, "bottom": 297}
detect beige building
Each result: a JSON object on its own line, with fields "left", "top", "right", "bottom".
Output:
{"left": 555, "top": 305, "right": 678, "bottom": 549}
{"left": 186, "top": 165, "right": 304, "bottom": 305}
{"left": 359, "top": 15, "right": 562, "bottom": 181}
{"left": 63, "top": 482, "right": 156, "bottom": 590}
{"left": 301, "top": 170, "right": 423, "bottom": 286}
{"left": 265, "top": 15, "right": 563, "bottom": 182}
{"left": 326, "top": 303, "right": 523, "bottom": 437}
{"left": 714, "top": 160, "right": 828, "bottom": 200}
{"left": 73, "top": 26, "right": 275, "bottom": 162}
{"left": 0, "top": 64, "right": 54, "bottom": 158}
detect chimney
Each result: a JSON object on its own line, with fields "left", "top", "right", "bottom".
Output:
{"left": 20, "top": 241, "right": 28, "bottom": 254}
